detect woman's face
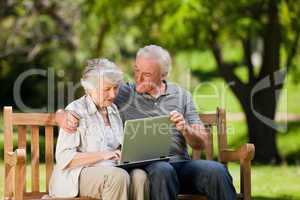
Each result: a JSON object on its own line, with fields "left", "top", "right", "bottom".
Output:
{"left": 88, "top": 78, "right": 119, "bottom": 108}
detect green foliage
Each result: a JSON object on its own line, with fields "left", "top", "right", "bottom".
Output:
{"left": 1, "top": 0, "right": 300, "bottom": 110}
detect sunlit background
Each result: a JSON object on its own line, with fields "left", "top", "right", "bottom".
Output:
{"left": 1, "top": 0, "right": 300, "bottom": 199}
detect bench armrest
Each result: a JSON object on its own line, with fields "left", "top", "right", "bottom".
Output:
{"left": 5, "top": 149, "right": 26, "bottom": 167}
{"left": 220, "top": 143, "right": 255, "bottom": 163}
{"left": 5, "top": 149, "right": 26, "bottom": 200}
{"left": 220, "top": 143, "right": 255, "bottom": 200}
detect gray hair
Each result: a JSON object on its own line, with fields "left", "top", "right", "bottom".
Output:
{"left": 81, "top": 58, "right": 123, "bottom": 91}
{"left": 136, "top": 45, "right": 172, "bottom": 76}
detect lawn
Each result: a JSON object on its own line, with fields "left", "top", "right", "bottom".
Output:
{"left": 229, "top": 163, "right": 300, "bottom": 200}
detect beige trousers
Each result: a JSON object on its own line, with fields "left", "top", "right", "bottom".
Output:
{"left": 79, "top": 166, "right": 149, "bottom": 200}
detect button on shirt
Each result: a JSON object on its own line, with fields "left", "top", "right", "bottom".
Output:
{"left": 49, "top": 95, "right": 123, "bottom": 197}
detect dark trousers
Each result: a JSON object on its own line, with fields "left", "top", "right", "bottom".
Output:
{"left": 144, "top": 160, "right": 237, "bottom": 200}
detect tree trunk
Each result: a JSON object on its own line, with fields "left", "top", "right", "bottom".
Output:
{"left": 240, "top": 88, "right": 282, "bottom": 164}
{"left": 209, "top": 0, "right": 283, "bottom": 164}
{"left": 246, "top": 113, "right": 281, "bottom": 164}
{"left": 240, "top": 0, "right": 282, "bottom": 164}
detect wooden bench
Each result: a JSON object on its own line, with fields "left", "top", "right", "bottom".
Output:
{"left": 3, "top": 106, "right": 254, "bottom": 200}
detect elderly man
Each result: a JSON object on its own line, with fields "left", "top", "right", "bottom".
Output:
{"left": 57, "top": 45, "right": 236, "bottom": 200}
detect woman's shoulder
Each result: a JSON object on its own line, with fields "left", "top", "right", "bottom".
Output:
{"left": 65, "top": 96, "right": 89, "bottom": 118}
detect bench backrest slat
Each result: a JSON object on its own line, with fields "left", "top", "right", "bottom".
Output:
{"left": 17, "top": 125, "right": 27, "bottom": 192}
{"left": 198, "top": 113, "right": 218, "bottom": 126}
{"left": 4, "top": 107, "right": 14, "bottom": 199}
{"left": 13, "top": 113, "right": 56, "bottom": 126}
{"left": 217, "top": 109, "right": 228, "bottom": 160}
{"left": 45, "top": 126, "right": 54, "bottom": 192}
{"left": 30, "top": 125, "right": 40, "bottom": 192}
{"left": 205, "top": 125, "right": 213, "bottom": 160}
{"left": 192, "top": 108, "right": 228, "bottom": 162}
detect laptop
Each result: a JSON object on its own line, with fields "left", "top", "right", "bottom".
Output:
{"left": 117, "top": 115, "right": 174, "bottom": 168}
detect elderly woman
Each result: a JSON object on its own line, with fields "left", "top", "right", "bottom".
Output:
{"left": 49, "top": 59, "right": 149, "bottom": 200}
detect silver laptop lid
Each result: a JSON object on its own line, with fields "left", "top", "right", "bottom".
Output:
{"left": 120, "top": 115, "right": 173, "bottom": 163}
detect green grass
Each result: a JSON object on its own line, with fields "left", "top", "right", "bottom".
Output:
{"left": 229, "top": 163, "right": 300, "bottom": 200}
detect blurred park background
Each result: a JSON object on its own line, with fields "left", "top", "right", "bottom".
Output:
{"left": 1, "top": 0, "right": 300, "bottom": 199}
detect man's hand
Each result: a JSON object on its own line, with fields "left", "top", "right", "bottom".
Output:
{"left": 55, "top": 109, "right": 79, "bottom": 133}
{"left": 170, "top": 110, "right": 208, "bottom": 150}
{"left": 170, "top": 110, "right": 187, "bottom": 132}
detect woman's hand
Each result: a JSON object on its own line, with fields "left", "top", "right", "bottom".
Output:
{"left": 66, "top": 150, "right": 121, "bottom": 169}
{"left": 102, "top": 150, "right": 121, "bottom": 161}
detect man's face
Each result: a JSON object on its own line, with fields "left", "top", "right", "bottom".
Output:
{"left": 134, "top": 56, "right": 164, "bottom": 94}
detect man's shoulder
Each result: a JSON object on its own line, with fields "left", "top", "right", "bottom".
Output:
{"left": 119, "top": 82, "right": 135, "bottom": 93}
{"left": 116, "top": 83, "right": 135, "bottom": 102}
{"left": 166, "top": 82, "right": 191, "bottom": 96}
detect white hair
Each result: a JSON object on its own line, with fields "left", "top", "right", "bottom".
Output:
{"left": 81, "top": 58, "right": 123, "bottom": 91}
{"left": 136, "top": 45, "right": 172, "bottom": 76}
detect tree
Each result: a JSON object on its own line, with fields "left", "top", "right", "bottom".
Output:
{"left": 0, "top": 0, "right": 80, "bottom": 109}
{"left": 0, "top": 0, "right": 131, "bottom": 109}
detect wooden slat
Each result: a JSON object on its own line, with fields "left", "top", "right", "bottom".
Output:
{"left": 221, "top": 149, "right": 241, "bottom": 162}
{"left": 241, "top": 160, "right": 251, "bottom": 200}
{"left": 24, "top": 192, "right": 98, "bottom": 200}
{"left": 4, "top": 106, "right": 14, "bottom": 199}
{"left": 18, "top": 125, "right": 27, "bottom": 150}
{"left": 5, "top": 152, "right": 17, "bottom": 166}
{"left": 199, "top": 113, "right": 217, "bottom": 125}
{"left": 15, "top": 167, "right": 25, "bottom": 200}
{"left": 31, "top": 126, "right": 40, "bottom": 192}
{"left": 220, "top": 144, "right": 255, "bottom": 162}
{"left": 217, "top": 108, "right": 228, "bottom": 150}
{"left": 192, "top": 149, "right": 201, "bottom": 160}
{"left": 205, "top": 126, "right": 213, "bottom": 160}
{"left": 45, "top": 126, "right": 54, "bottom": 192}
{"left": 14, "top": 149, "right": 26, "bottom": 200}
{"left": 18, "top": 125, "right": 27, "bottom": 192}
{"left": 217, "top": 108, "right": 228, "bottom": 164}
{"left": 13, "top": 113, "right": 56, "bottom": 126}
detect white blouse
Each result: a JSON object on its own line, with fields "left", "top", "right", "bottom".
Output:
{"left": 49, "top": 95, "right": 124, "bottom": 197}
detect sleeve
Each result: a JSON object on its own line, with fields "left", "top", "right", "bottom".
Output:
{"left": 183, "top": 90, "right": 204, "bottom": 126}
{"left": 55, "top": 102, "right": 82, "bottom": 170}
{"left": 114, "top": 83, "right": 132, "bottom": 109}
{"left": 55, "top": 128, "right": 81, "bottom": 170}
